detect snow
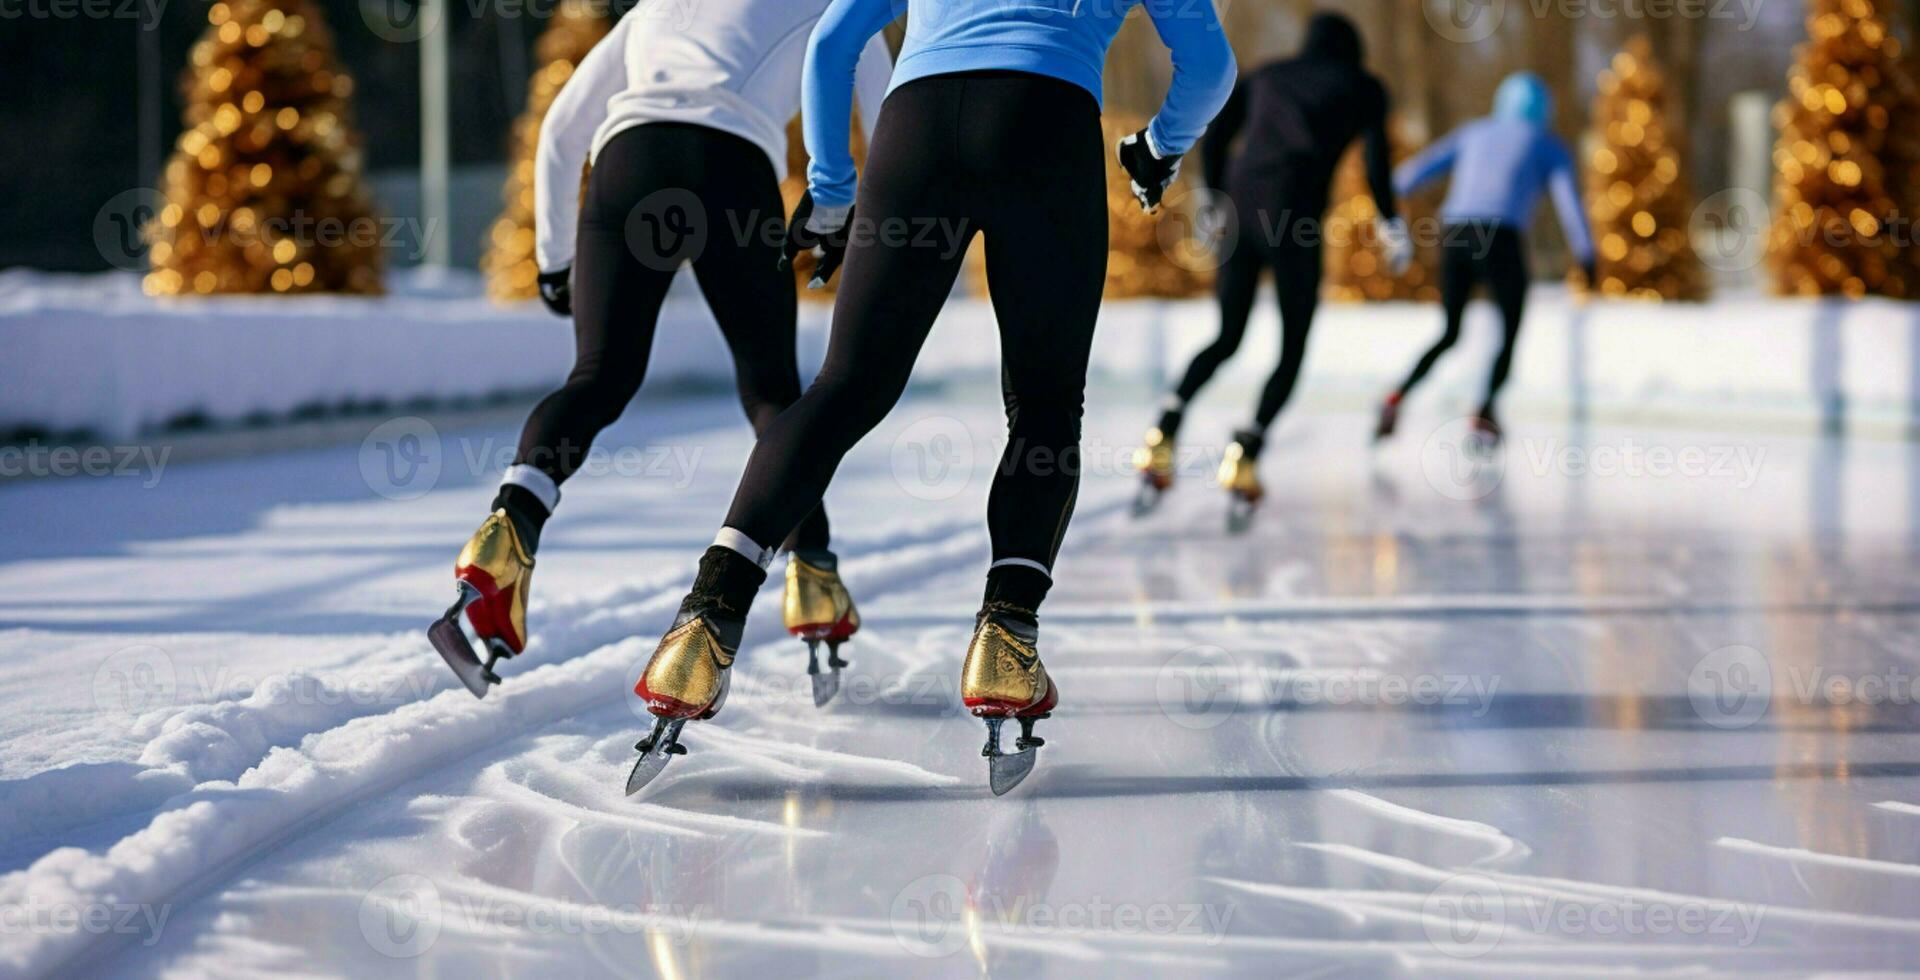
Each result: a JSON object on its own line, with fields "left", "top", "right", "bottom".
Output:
{"left": 3, "top": 356, "right": 1920, "bottom": 975}
{"left": 8, "top": 268, "right": 1920, "bottom": 440}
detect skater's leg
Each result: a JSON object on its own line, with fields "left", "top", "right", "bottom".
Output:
{"left": 702, "top": 77, "right": 976, "bottom": 605}
{"left": 1161, "top": 239, "right": 1263, "bottom": 435}
{"left": 1392, "top": 223, "right": 1478, "bottom": 398}
{"left": 1248, "top": 238, "right": 1324, "bottom": 435}
{"left": 687, "top": 154, "right": 832, "bottom": 555}
{"left": 1479, "top": 227, "right": 1530, "bottom": 418}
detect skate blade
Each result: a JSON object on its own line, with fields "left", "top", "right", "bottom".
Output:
{"left": 811, "top": 669, "right": 840, "bottom": 707}
{"left": 1131, "top": 482, "right": 1165, "bottom": 518}
{"left": 625, "top": 749, "right": 674, "bottom": 796}
{"left": 988, "top": 748, "right": 1038, "bottom": 796}
{"left": 1225, "top": 498, "right": 1259, "bottom": 536}
{"left": 428, "top": 614, "right": 493, "bottom": 699}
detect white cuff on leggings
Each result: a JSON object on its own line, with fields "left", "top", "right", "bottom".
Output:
{"left": 501, "top": 465, "right": 560, "bottom": 513}
{"left": 990, "top": 557, "right": 1053, "bottom": 577}
{"left": 714, "top": 527, "right": 776, "bottom": 569}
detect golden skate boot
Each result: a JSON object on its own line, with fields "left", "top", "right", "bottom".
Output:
{"left": 429, "top": 509, "right": 535, "bottom": 698}
{"left": 1131, "top": 426, "right": 1177, "bottom": 516}
{"left": 784, "top": 555, "right": 860, "bottom": 706}
{"left": 1217, "top": 435, "right": 1265, "bottom": 535}
{"left": 961, "top": 613, "right": 1059, "bottom": 795}
{"left": 626, "top": 609, "right": 742, "bottom": 795}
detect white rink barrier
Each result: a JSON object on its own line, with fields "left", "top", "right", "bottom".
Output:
{"left": 4, "top": 267, "right": 1919, "bottom": 439}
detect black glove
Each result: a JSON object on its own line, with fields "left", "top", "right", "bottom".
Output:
{"left": 1580, "top": 258, "right": 1598, "bottom": 288}
{"left": 1117, "top": 128, "right": 1183, "bottom": 212}
{"left": 777, "top": 191, "right": 856, "bottom": 289}
{"left": 537, "top": 267, "right": 572, "bottom": 316}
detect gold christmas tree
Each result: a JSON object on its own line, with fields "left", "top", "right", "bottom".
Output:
{"left": 968, "top": 114, "right": 1213, "bottom": 300}
{"left": 484, "top": 0, "right": 611, "bottom": 302}
{"left": 1768, "top": 0, "right": 1920, "bottom": 298}
{"left": 780, "top": 114, "right": 870, "bottom": 300}
{"left": 1586, "top": 37, "right": 1709, "bottom": 300}
{"left": 146, "top": 0, "right": 381, "bottom": 296}
{"left": 1326, "top": 126, "right": 1441, "bottom": 303}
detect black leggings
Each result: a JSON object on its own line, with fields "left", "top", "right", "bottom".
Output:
{"left": 722, "top": 71, "right": 1107, "bottom": 577}
{"left": 1395, "top": 221, "right": 1529, "bottom": 413}
{"left": 514, "top": 123, "right": 828, "bottom": 551}
{"left": 1169, "top": 205, "right": 1325, "bottom": 443}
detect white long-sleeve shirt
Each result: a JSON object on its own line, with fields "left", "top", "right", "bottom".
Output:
{"left": 534, "top": 0, "right": 894, "bottom": 272}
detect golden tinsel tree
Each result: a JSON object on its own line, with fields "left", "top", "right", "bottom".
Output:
{"left": 967, "top": 114, "right": 1213, "bottom": 300}
{"left": 1325, "top": 127, "right": 1442, "bottom": 303}
{"left": 484, "top": 0, "right": 611, "bottom": 302}
{"left": 146, "top": 0, "right": 381, "bottom": 296}
{"left": 1584, "top": 37, "right": 1708, "bottom": 300}
{"left": 1768, "top": 0, "right": 1920, "bottom": 298}
{"left": 780, "top": 113, "right": 869, "bottom": 300}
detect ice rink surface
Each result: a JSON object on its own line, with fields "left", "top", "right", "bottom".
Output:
{"left": 3, "top": 384, "right": 1920, "bottom": 977}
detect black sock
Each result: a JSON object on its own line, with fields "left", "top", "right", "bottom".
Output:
{"left": 684, "top": 545, "right": 768, "bottom": 622}
{"left": 491, "top": 484, "right": 551, "bottom": 554}
{"left": 790, "top": 547, "right": 837, "bottom": 571}
{"left": 1232, "top": 428, "right": 1265, "bottom": 460}
{"left": 1155, "top": 407, "right": 1185, "bottom": 439}
{"left": 983, "top": 564, "right": 1051, "bottom": 627}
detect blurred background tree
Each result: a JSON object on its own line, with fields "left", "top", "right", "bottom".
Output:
{"left": 146, "top": 0, "right": 382, "bottom": 295}
{"left": 482, "top": 0, "right": 610, "bottom": 303}
{"left": 1768, "top": 0, "right": 1920, "bottom": 298}
{"left": 1585, "top": 36, "right": 1709, "bottom": 300}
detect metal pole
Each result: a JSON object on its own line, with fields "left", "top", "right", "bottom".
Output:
{"left": 138, "top": 17, "right": 161, "bottom": 188}
{"left": 420, "top": 0, "right": 451, "bottom": 268}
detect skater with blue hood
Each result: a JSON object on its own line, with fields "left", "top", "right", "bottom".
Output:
{"left": 1373, "top": 71, "right": 1595, "bottom": 446}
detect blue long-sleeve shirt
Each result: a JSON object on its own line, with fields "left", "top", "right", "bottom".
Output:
{"left": 1395, "top": 117, "right": 1594, "bottom": 263}
{"left": 802, "top": 0, "right": 1237, "bottom": 208}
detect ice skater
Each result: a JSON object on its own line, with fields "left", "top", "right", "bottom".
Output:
{"left": 428, "top": 0, "right": 892, "bottom": 701}
{"left": 1133, "top": 12, "right": 1410, "bottom": 530}
{"left": 1373, "top": 71, "right": 1595, "bottom": 449}
{"left": 627, "top": 0, "right": 1235, "bottom": 795}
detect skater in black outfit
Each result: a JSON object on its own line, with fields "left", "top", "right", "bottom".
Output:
{"left": 428, "top": 0, "right": 890, "bottom": 699}
{"left": 1133, "top": 12, "right": 1409, "bottom": 526}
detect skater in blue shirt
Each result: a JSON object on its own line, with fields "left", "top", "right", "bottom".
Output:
{"left": 1373, "top": 72, "right": 1595, "bottom": 447}
{"left": 628, "top": 0, "right": 1237, "bottom": 796}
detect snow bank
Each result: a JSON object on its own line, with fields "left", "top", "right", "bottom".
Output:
{"left": 6, "top": 267, "right": 1919, "bottom": 441}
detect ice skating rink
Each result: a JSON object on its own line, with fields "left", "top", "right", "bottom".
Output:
{"left": 3, "top": 386, "right": 1919, "bottom": 977}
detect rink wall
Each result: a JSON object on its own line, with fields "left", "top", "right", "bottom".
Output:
{"left": 4, "top": 268, "right": 1919, "bottom": 440}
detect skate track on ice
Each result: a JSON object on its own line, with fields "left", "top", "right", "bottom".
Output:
{"left": 4, "top": 389, "right": 1920, "bottom": 976}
